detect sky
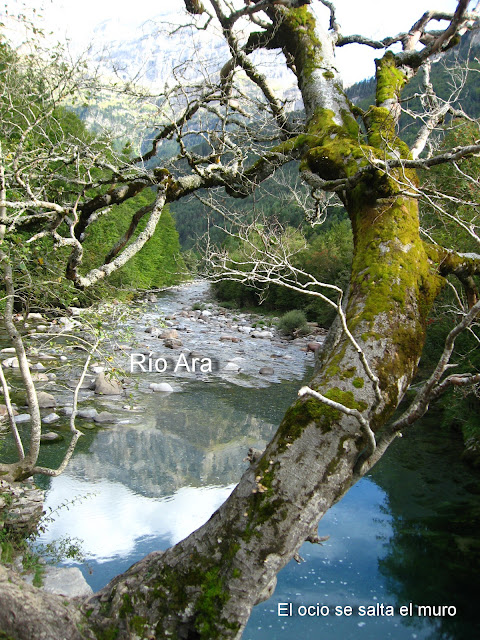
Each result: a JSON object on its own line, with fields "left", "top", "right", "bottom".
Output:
{"left": 2, "top": 0, "right": 468, "bottom": 85}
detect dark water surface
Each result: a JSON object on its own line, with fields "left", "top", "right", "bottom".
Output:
{"left": 2, "top": 285, "right": 479, "bottom": 640}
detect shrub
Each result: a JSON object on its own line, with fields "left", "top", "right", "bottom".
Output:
{"left": 278, "top": 310, "right": 308, "bottom": 336}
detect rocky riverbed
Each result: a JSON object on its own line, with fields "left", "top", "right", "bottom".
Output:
{"left": 1, "top": 280, "right": 324, "bottom": 596}
{"left": 1, "top": 280, "right": 325, "bottom": 436}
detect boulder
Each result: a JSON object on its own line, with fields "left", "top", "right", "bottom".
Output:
{"left": 32, "top": 566, "right": 93, "bottom": 599}
{"left": 94, "top": 372, "right": 123, "bottom": 395}
{"left": 37, "top": 392, "right": 56, "bottom": 408}
{"left": 77, "top": 407, "right": 98, "bottom": 420}
{"left": 40, "top": 432, "right": 63, "bottom": 443}
{"left": 93, "top": 411, "right": 118, "bottom": 424}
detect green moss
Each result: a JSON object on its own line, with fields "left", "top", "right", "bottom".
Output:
{"left": 282, "top": 7, "right": 321, "bottom": 81}
{"left": 194, "top": 567, "right": 239, "bottom": 639}
{"left": 352, "top": 377, "right": 364, "bottom": 389}
{"left": 130, "top": 616, "right": 148, "bottom": 636}
{"left": 323, "top": 70, "right": 335, "bottom": 79}
{"left": 375, "top": 51, "right": 406, "bottom": 106}
{"left": 119, "top": 593, "right": 134, "bottom": 619}
{"left": 96, "top": 627, "right": 119, "bottom": 640}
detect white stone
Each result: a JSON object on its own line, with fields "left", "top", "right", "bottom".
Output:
{"left": 42, "top": 412, "right": 60, "bottom": 424}
{"left": 149, "top": 382, "right": 174, "bottom": 393}
{"left": 224, "top": 362, "right": 240, "bottom": 372}
{"left": 14, "top": 414, "right": 31, "bottom": 423}
{"left": 251, "top": 330, "right": 273, "bottom": 339}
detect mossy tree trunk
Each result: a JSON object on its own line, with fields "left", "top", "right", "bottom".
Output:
{"left": 82, "top": 7, "right": 446, "bottom": 640}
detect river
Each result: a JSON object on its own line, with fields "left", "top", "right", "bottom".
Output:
{"left": 1, "top": 282, "right": 479, "bottom": 639}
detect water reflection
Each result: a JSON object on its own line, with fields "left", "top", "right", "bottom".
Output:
{"left": 373, "top": 420, "right": 480, "bottom": 640}
{"left": 39, "top": 476, "right": 235, "bottom": 560}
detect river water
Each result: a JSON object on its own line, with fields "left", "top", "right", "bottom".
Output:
{"left": 1, "top": 282, "right": 479, "bottom": 639}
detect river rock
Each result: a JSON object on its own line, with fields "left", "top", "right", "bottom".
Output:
{"left": 306, "top": 342, "right": 322, "bottom": 354}
{"left": 0, "top": 404, "right": 18, "bottom": 418}
{"left": 36, "top": 391, "right": 56, "bottom": 408}
{"left": 251, "top": 330, "right": 273, "bottom": 339}
{"left": 77, "top": 407, "right": 98, "bottom": 420}
{"left": 160, "top": 329, "right": 179, "bottom": 340}
{"left": 40, "top": 431, "right": 63, "bottom": 443}
{"left": 93, "top": 411, "right": 118, "bottom": 424}
{"left": 32, "top": 362, "right": 46, "bottom": 371}
{"left": 145, "top": 326, "right": 162, "bottom": 337}
{"left": 1, "top": 347, "right": 16, "bottom": 354}
{"left": 67, "top": 377, "right": 95, "bottom": 390}
{"left": 31, "top": 566, "right": 93, "bottom": 598}
{"left": 115, "top": 343, "right": 132, "bottom": 351}
{"left": 58, "top": 317, "right": 81, "bottom": 331}
{"left": 31, "top": 372, "right": 49, "bottom": 382}
{"left": 149, "top": 382, "right": 174, "bottom": 393}
{"left": 259, "top": 367, "right": 274, "bottom": 375}
{"left": 2, "top": 357, "right": 19, "bottom": 368}
{"left": 237, "top": 326, "right": 252, "bottom": 334}
{"left": 14, "top": 414, "right": 31, "bottom": 423}
{"left": 201, "top": 309, "right": 212, "bottom": 318}
{"left": 164, "top": 338, "right": 183, "bottom": 349}
{"left": 42, "top": 412, "right": 60, "bottom": 424}
{"left": 220, "top": 336, "right": 240, "bottom": 343}
{"left": 224, "top": 362, "right": 240, "bottom": 372}
{"left": 67, "top": 306, "right": 83, "bottom": 317}
{"left": 94, "top": 372, "right": 123, "bottom": 395}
